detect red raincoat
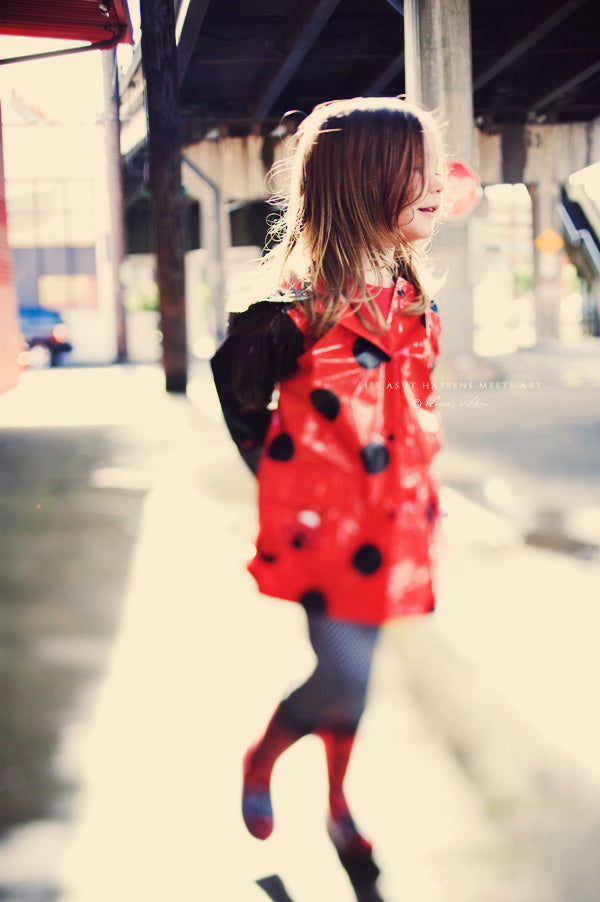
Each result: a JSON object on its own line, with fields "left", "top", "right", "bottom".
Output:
{"left": 212, "top": 276, "right": 442, "bottom": 626}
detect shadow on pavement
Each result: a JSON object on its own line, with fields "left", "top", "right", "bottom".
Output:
{"left": 256, "top": 870, "right": 388, "bottom": 902}
{"left": 256, "top": 875, "right": 295, "bottom": 902}
{"left": 0, "top": 426, "right": 148, "bottom": 838}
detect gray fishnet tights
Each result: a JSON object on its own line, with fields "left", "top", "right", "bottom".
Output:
{"left": 279, "top": 612, "right": 380, "bottom": 735}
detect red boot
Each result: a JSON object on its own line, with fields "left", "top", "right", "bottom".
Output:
{"left": 242, "top": 706, "right": 303, "bottom": 840}
{"left": 318, "top": 730, "right": 380, "bottom": 885}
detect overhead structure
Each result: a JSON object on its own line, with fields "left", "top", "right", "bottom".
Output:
{"left": 118, "top": 0, "right": 599, "bottom": 375}
{"left": 166, "top": 0, "right": 600, "bottom": 144}
{"left": 0, "top": 0, "right": 132, "bottom": 63}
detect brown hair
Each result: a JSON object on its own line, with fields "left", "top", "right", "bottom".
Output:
{"left": 263, "top": 97, "right": 444, "bottom": 337}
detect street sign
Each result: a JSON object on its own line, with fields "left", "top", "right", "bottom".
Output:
{"left": 444, "top": 161, "right": 482, "bottom": 219}
{"left": 534, "top": 228, "right": 565, "bottom": 253}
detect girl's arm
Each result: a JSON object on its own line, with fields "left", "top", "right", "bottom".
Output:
{"left": 210, "top": 300, "right": 305, "bottom": 475}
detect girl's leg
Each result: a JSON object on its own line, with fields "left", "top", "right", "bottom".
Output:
{"left": 242, "top": 613, "right": 379, "bottom": 846}
{"left": 320, "top": 729, "right": 371, "bottom": 848}
{"left": 280, "top": 613, "right": 379, "bottom": 735}
{"left": 319, "top": 729, "right": 381, "bottom": 884}
{"left": 293, "top": 615, "right": 379, "bottom": 877}
{"left": 242, "top": 705, "right": 308, "bottom": 840}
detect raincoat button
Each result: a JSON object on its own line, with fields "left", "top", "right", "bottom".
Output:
{"left": 268, "top": 433, "right": 295, "bottom": 461}
{"left": 360, "top": 442, "right": 389, "bottom": 474}
{"left": 352, "top": 337, "right": 391, "bottom": 369}
{"left": 310, "top": 388, "right": 341, "bottom": 421}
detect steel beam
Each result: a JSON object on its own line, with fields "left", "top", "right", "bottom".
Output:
{"left": 176, "top": 0, "right": 211, "bottom": 87}
{"left": 531, "top": 58, "right": 600, "bottom": 112}
{"left": 252, "top": 0, "right": 341, "bottom": 120}
{"left": 365, "top": 51, "right": 405, "bottom": 95}
{"left": 473, "top": 0, "right": 588, "bottom": 91}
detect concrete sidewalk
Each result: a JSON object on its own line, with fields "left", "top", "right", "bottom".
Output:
{"left": 1, "top": 361, "right": 599, "bottom": 902}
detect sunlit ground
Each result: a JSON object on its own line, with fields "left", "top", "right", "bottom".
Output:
{"left": 1, "top": 364, "right": 600, "bottom": 901}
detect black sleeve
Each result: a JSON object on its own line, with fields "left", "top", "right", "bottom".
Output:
{"left": 210, "top": 300, "right": 305, "bottom": 475}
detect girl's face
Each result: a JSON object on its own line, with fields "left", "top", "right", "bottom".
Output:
{"left": 396, "top": 137, "right": 443, "bottom": 243}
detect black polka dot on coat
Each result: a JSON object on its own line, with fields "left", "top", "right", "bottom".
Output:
{"left": 258, "top": 549, "right": 278, "bottom": 563}
{"left": 352, "top": 337, "right": 391, "bottom": 369}
{"left": 299, "top": 590, "right": 327, "bottom": 614}
{"left": 268, "top": 432, "right": 294, "bottom": 461}
{"left": 353, "top": 544, "right": 383, "bottom": 574}
{"left": 310, "top": 388, "right": 340, "bottom": 421}
{"left": 360, "top": 442, "right": 389, "bottom": 474}
{"left": 291, "top": 532, "right": 306, "bottom": 549}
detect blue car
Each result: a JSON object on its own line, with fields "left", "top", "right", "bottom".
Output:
{"left": 19, "top": 307, "right": 73, "bottom": 367}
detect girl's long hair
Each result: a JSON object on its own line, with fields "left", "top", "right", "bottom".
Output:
{"left": 262, "top": 96, "right": 445, "bottom": 337}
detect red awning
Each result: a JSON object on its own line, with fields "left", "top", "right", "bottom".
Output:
{"left": 0, "top": 0, "right": 133, "bottom": 48}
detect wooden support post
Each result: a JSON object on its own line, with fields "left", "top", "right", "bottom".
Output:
{"left": 140, "top": 0, "right": 187, "bottom": 393}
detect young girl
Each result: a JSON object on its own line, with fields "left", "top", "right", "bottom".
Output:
{"left": 211, "top": 96, "right": 445, "bottom": 887}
